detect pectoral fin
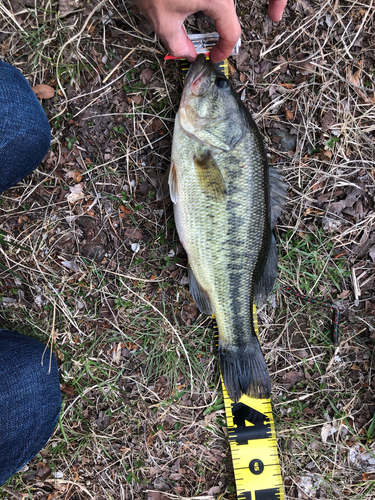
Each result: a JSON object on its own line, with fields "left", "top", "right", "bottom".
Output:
{"left": 168, "top": 161, "right": 178, "bottom": 203}
{"left": 156, "top": 161, "right": 178, "bottom": 203}
{"left": 156, "top": 164, "right": 170, "bottom": 201}
{"left": 193, "top": 150, "right": 227, "bottom": 201}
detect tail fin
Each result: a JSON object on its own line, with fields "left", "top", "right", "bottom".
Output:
{"left": 219, "top": 337, "right": 271, "bottom": 403}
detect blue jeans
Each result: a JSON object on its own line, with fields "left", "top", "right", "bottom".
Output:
{"left": 0, "top": 331, "right": 61, "bottom": 485}
{"left": 0, "top": 61, "right": 51, "bottom": 192}
{"left": 0, "top": 63, "right": 60, "bottom": 486}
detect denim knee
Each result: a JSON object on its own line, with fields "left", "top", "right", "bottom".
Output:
{"left": 0, "top": 330, "right": 61, "bottom": 486}
{"left": 0, "top": 61, "right": 51, "bottom": 193}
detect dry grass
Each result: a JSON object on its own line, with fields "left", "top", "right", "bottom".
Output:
{"left": 0, "top": 0, "right": 375, "bottom": 498}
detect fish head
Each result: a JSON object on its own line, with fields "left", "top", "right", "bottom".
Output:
{"left": 179, "top": 54, "right": 244, "bottom": 152}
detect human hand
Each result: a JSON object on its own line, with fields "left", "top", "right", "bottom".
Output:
{"left": 133, "top": 0, "right": 241, "bottom": 64}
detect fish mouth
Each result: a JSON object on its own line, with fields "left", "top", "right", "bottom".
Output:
{"left": 184, "top": 54, "right": 213, "bottom": 97}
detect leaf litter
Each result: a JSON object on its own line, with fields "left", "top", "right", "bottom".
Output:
{"left": 0, "top": 0, "right": 375, "bottom": 499}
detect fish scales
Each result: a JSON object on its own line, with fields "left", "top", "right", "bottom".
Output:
{"left": 174, "top": 118, "right": 267, "bottom": 345}
{"left": 160, "top": 55, "right": 286, "bottom": 402}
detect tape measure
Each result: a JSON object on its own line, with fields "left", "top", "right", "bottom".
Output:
{"left": 175, "top": 48, "right": 284, "bottom": 500}
{"left": 217, "top": 306, "right": 284, "bottom": 500}
{"left": 181, "top": 59, "right": 229, "bottom": 81}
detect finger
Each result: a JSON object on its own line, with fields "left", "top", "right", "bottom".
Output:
{"left": 268, "top": 0, "right": 288, "bottom": 22}
{"left": 203, "top": 1, "right": 241, "bottom": 64}
{"left": 159, "top": 23, "right": 197, "bottom": 61}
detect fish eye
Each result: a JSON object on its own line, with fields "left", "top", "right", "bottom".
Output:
{"left": 215, "top": 76, "right": 229, "bottom": 89}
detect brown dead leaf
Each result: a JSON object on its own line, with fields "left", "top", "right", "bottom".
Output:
{"left": 36, "top": 462, "right": 52, "bottom": 480}
{"left": 303, "top": 407, "right": 315, "bottom": 415}
{"left": 321, "top": 422, "right": 337, "bottom": 444}
{"left": 239, "top": 72, "right": 247, "bottom": 83}
{"left": 346, "top": 62, "right": 374, "bottom": 103}
{"left": 322, "top": 149, "right": 332, "bottom": 160}
{"left": 59, "top": 0, "right": 80, "bottom": 18}
{"left": 321, "top": 110, "right": 335, "bottom": 132}
{"left": 1, "top": 40, "right": 10, "bottom": 54}
{"left": 337, "top": 290, "right": 350, "bottom": 299}
{"left": 283, "top": 370, "right": 304, "bottom": 389}
{"left": 328, "top": 185, "right": 364, "bottom": 216}
{"left": 66, "top": 183, "right": 84, "bottom": 203}
{"left": 132, "top": 95, "right": 142, "bottom": 104}
{"left": 285, "top": 108, "right": 294, "bottom": 121}
{"left": 291, "top": 60, "right": 316, "bottom": 75}
{"left": 221, "top": 60, "right": 233, "bottom": 78}
{"left": 65, "top": 170, "right": 82, "bottom": 183}
{"left": 277, "top": 54, "right": 288, "bottom": 73}
{"left": 181, "top": 303, "right": 198, "bottom": 324}
{"left": 61, "top": 384, "right": 76, "bottom": 397}
{"left": 120, "top": 205, "right": 132, "bottom": 214}
{"left": 86, "top": 24, "right": 95, "bottom": 35}
{"left": 150, "top": 118, "right": 163, "bottom": 132}
{"left": 43, "top": 150, "right": 57, "bottom": 169}
{"left": 124, "top": 228, "right": 143, "bottom": 240}
{"left": 303, "top": 208, "right": 325, "bottom": 216}
{"left": 208, "top": 486, "right": 222, "bottom": 496}
{"left": 347, "top": 62, "right": 362, "bottom": 86}
{"left": 140, "top": 68, "right": 152, "bottom": 84}
{"left": 169, "top": 473, "right": 182, "bottom": 481}
{"left": 147, "top": 493, "right": 170, "bottom": 500}
{"left": 148, "top": 467, "right": 161, "bottom": 477}
{"left": 32, "top": 84, "right": 55, "bottom": 99}
{"left": 234, "top": 49, "right": 250, "bottom": 71}
{"left": 369, "top": 246, "right": 375, "bottom": 263}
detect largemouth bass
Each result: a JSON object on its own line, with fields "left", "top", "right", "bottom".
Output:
{"left": 159, "top": 54, "right": 286, "bottom": 402}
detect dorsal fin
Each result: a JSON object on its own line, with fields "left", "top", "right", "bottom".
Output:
{"left": 269, "top": 166, "right": 287, "bottom": 228}
{"left": 254, "top": 166, "right": 287, "bottom": 305}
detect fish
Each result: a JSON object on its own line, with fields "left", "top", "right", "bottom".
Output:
{"left": 158, "top": 54, "right": 286, "bottom": 403}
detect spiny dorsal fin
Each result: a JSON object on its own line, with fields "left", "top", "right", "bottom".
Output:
{"left": 253, "top": 166, "right": 287, "bottom": 305}
{"left": 193, "top": 150, "right": 227, "bottom": 201}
